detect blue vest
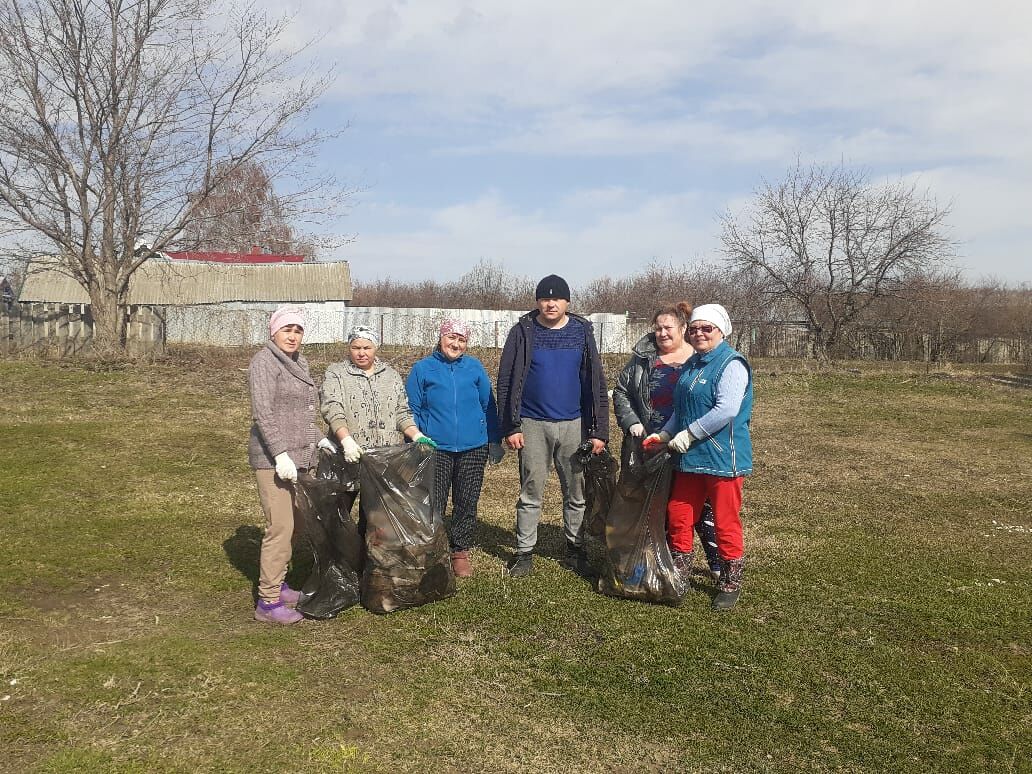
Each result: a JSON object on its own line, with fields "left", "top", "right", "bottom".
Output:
{"left": 674, "top": 341, "right": 753, "bottom": 477}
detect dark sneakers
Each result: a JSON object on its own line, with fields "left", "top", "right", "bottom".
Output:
{"left": 506, "top": 552, "right": 534, "bottom": 578}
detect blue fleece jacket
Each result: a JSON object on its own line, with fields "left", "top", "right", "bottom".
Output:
{"left": 406, "top": 350, "right": 502, "bottom": 452}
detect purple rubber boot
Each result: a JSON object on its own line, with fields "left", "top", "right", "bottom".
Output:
{"left": 254, "top": 599, "right": 303, "bottom": 625}
{"left": 279, "top": 583, "right": 301, "bottom": 608}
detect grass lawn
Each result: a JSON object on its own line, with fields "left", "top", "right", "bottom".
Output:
{"left": 1, "top": 347, "right": 1029, "bottom": 773}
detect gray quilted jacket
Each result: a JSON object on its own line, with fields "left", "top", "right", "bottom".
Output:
{"left": 320, "top": 359, "right": 416, "bottom": 448}
{"left": 248, "top": 342, "right": 320, "bottom": 470}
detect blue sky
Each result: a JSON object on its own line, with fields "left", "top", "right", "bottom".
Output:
{"left": 269, "top": 1, "right": 1031, "bottom": 287}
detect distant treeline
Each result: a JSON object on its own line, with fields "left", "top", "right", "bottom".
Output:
{"left": 353, "top": 259, "right": 1031, "bottom": 361}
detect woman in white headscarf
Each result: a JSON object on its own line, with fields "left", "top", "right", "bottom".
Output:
{"left": 645, "top": 303, "right": 754, "bottom": 612}
{"left": 319, "top": 325, "right": 435, "bottom": 528}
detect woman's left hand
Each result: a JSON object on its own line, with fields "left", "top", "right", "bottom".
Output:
{"left": 628, "top": 423, "right": 645, "bottom": 437}
{"left": 413, "top": 432, "right": 438, "bottom": 448}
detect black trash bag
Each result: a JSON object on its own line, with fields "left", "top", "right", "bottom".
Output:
{"left": 597, "top": 437, "right": 688, "bottom": 606}
{"left": 359, "top": 443, "right": 456, "bottom": 614}
{"left": 576, "top": 441, "right": 618, "bottom": 541}
{"left": 292, "top": 451, "right": 364, "bottom": 619}
{"left": 314, "top": 445, "right": 362, "bottom": 491}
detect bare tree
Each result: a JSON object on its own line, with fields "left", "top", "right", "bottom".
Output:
{"left": 720, "top": 161, "right": 953, "bottom": 359}
{"left": 351, "top": 260, "right": 534, "bottom": 310}
{"left": 0, "top": 0, "right": 340, "bottom": 350}
{"left": 177, "top": 160, "right": 316, "bottom": 258}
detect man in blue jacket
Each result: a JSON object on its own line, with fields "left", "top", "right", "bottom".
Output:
{"left": 496, "top": 275, "right": 609, "bottom": 577}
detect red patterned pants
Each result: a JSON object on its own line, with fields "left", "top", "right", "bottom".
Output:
{"left": 667, "top": 472, "right": 744, "bottom": 560}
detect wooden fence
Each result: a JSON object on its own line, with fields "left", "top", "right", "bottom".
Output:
{"left": 0, "top": 302, "right": 164, "bottom": 356}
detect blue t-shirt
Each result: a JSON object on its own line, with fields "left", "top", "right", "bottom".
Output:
{"left": 520, "top": 317, "right": 585, "bottom": 421}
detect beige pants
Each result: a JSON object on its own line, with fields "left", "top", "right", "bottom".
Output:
{"left": 255, "top": 469, "right": 299, "bottom": 603}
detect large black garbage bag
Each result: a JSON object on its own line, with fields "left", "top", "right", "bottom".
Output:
{"left": 314, "top": 446, "right": 362, "bottom": 491}
{"left": 359, "top": 443, "right": 456, "bottom": 614}
{"left": 576, "top": 441, "right": 618, "bottom": 541}
{"left": 293, "top": 451, "right": 364, "bottom": 619}
{"left": 597, "top": 438, "right": 687, "bottom": 606}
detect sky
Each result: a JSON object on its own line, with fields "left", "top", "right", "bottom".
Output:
{"left": 266, "top": 0, "right": 1031, "bottom": 288}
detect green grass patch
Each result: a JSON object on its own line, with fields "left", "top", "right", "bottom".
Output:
{"left": 1, "top": 350, "right": 1029, "bottom": 772}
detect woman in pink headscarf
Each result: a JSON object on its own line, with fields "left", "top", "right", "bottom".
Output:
{"left": 246, "top": 305, "right": 320, "bottom": 625}
{"left": 405, "top": 319, "right": 504, "bottom": 578}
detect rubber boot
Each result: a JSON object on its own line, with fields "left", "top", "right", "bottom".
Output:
{"left": 671, "top": 549, "right": 694, "bottom": 586}
{"left": 712, "top": 557, "right": 745, "bottom": 612}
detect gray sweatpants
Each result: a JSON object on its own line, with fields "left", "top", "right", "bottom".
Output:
{"left": 515, "top": 417, "right": 585, "bottom": 552}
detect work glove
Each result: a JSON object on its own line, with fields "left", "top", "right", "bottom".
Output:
{"left": 641, "top": 431, "right": 670, "bottom": 450}
{"left": 668, "top": 429, "right": 696, "bottom": 454}
{"left": 274, "top": 452, "right": 297, "bottom": 483}
{"left": 340, "top": 436, "right": 362, "bottom": 463}
{"left": 413, "top": 432, "right": 438, "bottom": 449}
{"left": 488, "top": 442, "right": 505, "bottom": 465}
{"left": 317, "top": 437, "right": 339, "bottom": 454}
{"left": 628, "top": 423, "right": 645, "bottom": 437}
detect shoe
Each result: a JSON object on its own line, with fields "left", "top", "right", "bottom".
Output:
{"left": 279, "top": 583, "right": 301, "bottom": 608}
{"left": 711, "top": 557, "right": 745, "bottom": 612}
{"left": 506, "top": 552, "right": 533, "bottom": 578}
{"left": 254, "top": 599, "right": 303, "bottom": 625}
{"left": 451, "top": 550, "right": 473, "bottom": 578}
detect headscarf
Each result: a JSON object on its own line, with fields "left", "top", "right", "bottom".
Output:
{"left": 269, "top": 306, "right": 305, "bottom": 338}
{"left": 439, "top": 318, "right": 471, "bottom": 339}
{"left": 347, "top": 324, "right": 379, "bottom": 346}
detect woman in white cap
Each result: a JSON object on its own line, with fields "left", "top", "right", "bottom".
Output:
{"left": 320, "top": 325, "right": 436, "bottom": 530}
{"left": 644, "top": 303, "right": 753, "bottom": 611}
{"left": 612, "top": 301, "right": 723, "bottom": 580}
{"left": 406, "top": 319, "right": 504, "bottom": 577}
{"left": 248, "top": 305, "right": 320, "bottom": 625}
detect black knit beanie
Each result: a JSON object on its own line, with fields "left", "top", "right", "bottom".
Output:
{"left": 535, "top": 274, "right": 571, "bottom": 301}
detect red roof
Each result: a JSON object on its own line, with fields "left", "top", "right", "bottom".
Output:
{"left": 166, "top": 248, "right": 304, "bottom": 264}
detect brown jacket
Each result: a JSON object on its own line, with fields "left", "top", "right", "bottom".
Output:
{"left": 248, "top": 342, "right": 320, "bottom": 470}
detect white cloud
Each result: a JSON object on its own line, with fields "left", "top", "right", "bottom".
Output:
{"left": 346, "top": 189, "right": 718, "bottom": 286}
{"left": 266, "top": 0, "right": 1032, "bottom": 283}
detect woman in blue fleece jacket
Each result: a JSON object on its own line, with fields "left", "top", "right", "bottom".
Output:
{"left": 406, "top": 318, "right": 504, "bottom": 578}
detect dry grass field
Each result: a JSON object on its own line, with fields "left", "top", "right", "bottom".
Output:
{"left": 0, "top": 346, "right": 1029, "bottom": 772}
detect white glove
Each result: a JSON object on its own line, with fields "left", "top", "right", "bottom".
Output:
{"left": 628, "top": 423, "right": 645, "bottom": 437}
{"left": 340, "top": 435, "right": 362, "bottom": 463}
{"left": 488, "top": 442, "right": 505, "bottom": 465}
{"left": 317, "top": 437, "right": 339, "bottom": 454}
{"left": 669, "top": 429, "right": 696, "bottom": 453}
{"left": 274, "top": 452, "right": 297, "bottom": 482}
